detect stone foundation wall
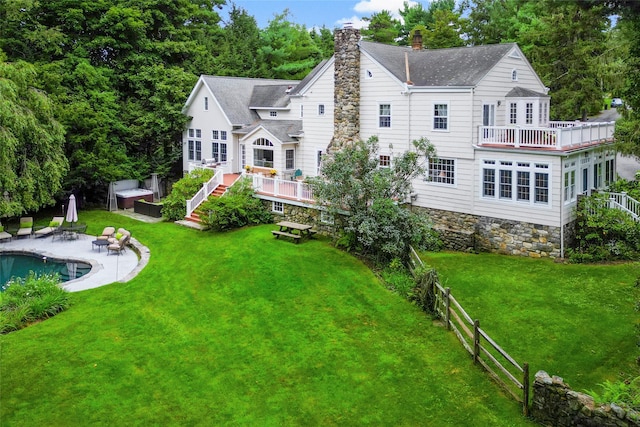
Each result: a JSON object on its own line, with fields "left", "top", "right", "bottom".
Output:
{"left": 415, "top": 207, "right": 563, "bottom": 258}
{"left": 261, "top": 201, "right": 338, "bottom": 236}
{"left": 532, "top": 371, "right": 639, "bottom": 426}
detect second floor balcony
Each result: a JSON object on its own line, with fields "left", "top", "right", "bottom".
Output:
{"left": 478, "top": 121, "right": 615, "bottom": 151}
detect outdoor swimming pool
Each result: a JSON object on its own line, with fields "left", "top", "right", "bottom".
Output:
{"left": 0, "top": 252, "right": 92, "bottom": 289}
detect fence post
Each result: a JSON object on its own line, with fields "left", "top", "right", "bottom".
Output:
{"left": 444, "top": 287, "right": 451, "bottom": 330}
{"left": 523, "top": 362, "right": 530, "bottom": 417}
{"left": 473, "top": 319, "right": 480, "bottom": 364}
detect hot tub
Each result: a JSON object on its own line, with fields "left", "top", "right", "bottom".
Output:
{"left": 116, "top": 188, "right": 154, "bottom": 209}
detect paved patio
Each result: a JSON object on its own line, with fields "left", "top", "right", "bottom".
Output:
{"left": 0, "top": 234, "right": 149, "bottom": 292}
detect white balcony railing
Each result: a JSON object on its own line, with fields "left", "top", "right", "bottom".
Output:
{"left": 251, "top": 175, "right": 314, "bottom": 202}
{"left": 478, "top": 121, "right": 615, "bottom": 150}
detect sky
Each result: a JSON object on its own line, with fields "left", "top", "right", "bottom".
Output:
{"left": 223, "top": 0, "right": 421, "bottom": 29}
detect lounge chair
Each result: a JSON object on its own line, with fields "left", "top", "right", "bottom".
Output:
{"left": 16, "top": 217, "right": 33, "bottom": 238}
{"left": 0, "top": 223, "right": 11, "bottom": 242}
{"left": 107, "top": 232, "right": 130, "bottom": 255}
{"left": 34, "top": 216, "right": 65, "bottom": 238}
{"left": 97, "top": 226, "right": 116, "bottom": 241}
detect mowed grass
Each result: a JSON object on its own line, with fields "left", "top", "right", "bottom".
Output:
{"left": 422, "top": 251, "right": 640, "bottom": 392}
{"left": 0, "top": 210, "right": 532, "bottom": 426}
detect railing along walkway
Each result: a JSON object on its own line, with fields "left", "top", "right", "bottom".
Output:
{"left": 409, "top": 246, "right": 529, "bottom": 416}
{"left": 186, "top": 170, "right": 223, "bottom": 217}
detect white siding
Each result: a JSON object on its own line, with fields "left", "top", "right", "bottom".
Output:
{"left": 296, "top": 63, "right": 335, "bottom": 178}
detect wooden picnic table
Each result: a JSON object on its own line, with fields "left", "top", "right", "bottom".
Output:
{"left": 272, "top": 221, "right": 316, "bottom": 243}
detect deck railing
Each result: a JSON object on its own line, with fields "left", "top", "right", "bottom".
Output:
{"left": 251, "top": 175, "right": 314, "bottom": 202}
{"left": 478, "top": 121, "right": 615, "bottom": 150}
{"left": 186, "top": 170, "right": 223, "bottom": 217}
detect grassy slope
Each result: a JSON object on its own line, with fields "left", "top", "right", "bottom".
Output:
{"left": 0, "top": 211, "right": 531, "bottom": 426}
{"left": 423, "top": 251, "right": 640, "bottom": 392}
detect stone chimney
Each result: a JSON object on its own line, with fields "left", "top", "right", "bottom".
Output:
{"left": 412, "top": 30, "right": 423, "bottom": 50}
{"left": 328, "top": 27, "right": 361, "bottom": 152}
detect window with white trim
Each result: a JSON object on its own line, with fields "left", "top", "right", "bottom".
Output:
{"left": 366, "top": 69, "right": 373, "bottom": 79}
{"left": 253, "top": 138, "right": 274, "bottom": 167}
{"left": 525, "top": 103, "right": 533, "bottom": 124}
{"left": 195, "top": 129, "right": 201, "bottom": 138}
{"left": 212, "top": 130, "right": 219, "bottom": 140}
{"left": 270, "top": 111, "right": 277, "bottom": 117}
{"left": 564, "top": 160, "right": 576, "bottom": 203}
{"left": 427, "top": 158, "right": 455, "bottom": 185}
{"left": 189, "top": 129, "right": 194, "bottom": 138}
{"left": 195, "top": 141, "right": 201, "bottom": 161}
{"left": 510, "top": 103, "right": 517, "bottom": 124}
{"left": 204, "top": 96, "right": 208, "bottom": 111}
{"left": 211, "top": 142, "right": 227, "bottom": 162}
{"left": 379, "top": 104, "right": 391, "bottom": 128}
{"left": 300, "top": 105, "right": 303, "bottom": 118}
{"left": 482, "top": 160, "right": 549, "bottom": 205}
{"left": 272, "top": 201, "right": 283, "bottom": 214}
{"left": 317, "top": 150, "right": 323, "bottom": 174}
{"left": 221, "top": 131, "right": 227, "bottom": 141}
{"left": 379, "top": 155, "right": 391, "bottom": 168}
{"left": 511, "top": 69, "right": 518, "bottom": 81}
{"left": 433, "top": 103, "right": 448, "bottom": 130}
{"left": 188, "top": 140, "right": 194, "bottom": 160}
{"left": 318, "top": 104, "right": 325, "bottom": 116}
{"left": 285, "top": 149, "right": 295, "bottom": 170}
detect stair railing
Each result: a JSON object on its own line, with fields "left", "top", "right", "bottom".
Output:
{"left": 606, "top": 192, "right": 640, "bottom": 221}
{"left": 186, "top": 170, "right": 223, "bottom": 218}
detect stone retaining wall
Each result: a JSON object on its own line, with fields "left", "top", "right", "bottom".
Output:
{"left": 415, "top": 206, "right": 563, "bottom": 258}
{"left": 532, "top": 371, "right": 639, "bottom": 426}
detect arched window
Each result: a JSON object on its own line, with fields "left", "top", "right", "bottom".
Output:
{"left": 253, "top": 138, "right": 274, "bottom": 167}
{"left": 511, "top": 69, "right": 518, "bottom": 81}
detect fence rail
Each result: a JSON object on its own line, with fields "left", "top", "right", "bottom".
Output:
{"left": 409, "top": 248, "right": 529, "bottom": 415}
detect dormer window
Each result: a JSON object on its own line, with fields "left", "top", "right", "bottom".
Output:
{"left": 511, "top": 69, "right": 518, "bottom": 81}
{"left": 270, "top": 111, "right": 277, "bottom": 117}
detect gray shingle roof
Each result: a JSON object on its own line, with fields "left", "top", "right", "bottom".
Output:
{"left": 505, "top": 87, "right": 549, "bottom": 98}
{"left": 200, "top": 76, "right": 299, "bottom": 126}
{"left": 288, "top": 59, "right": 329, "bottom": 96}
{"left": 235, "top": 120, "right": 303, "bottom": 143}
{"left": 360, "top": 41, "right": 517, "bottom": 87}
{"left": 249, "top": 84, "right": 296, "bottom": 109}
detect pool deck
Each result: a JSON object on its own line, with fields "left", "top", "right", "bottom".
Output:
{"left": 0, "top": 234, "right": 149, "bottom": 292}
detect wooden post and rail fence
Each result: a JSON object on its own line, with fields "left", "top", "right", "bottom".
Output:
{"left": 408, "top": 246, "right": 530, "bottom": 416}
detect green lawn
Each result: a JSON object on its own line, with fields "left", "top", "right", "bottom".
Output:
{"left": 422, "top": 251, "right": 639, "bottom": 392}
{"left": 1, "top": 211, "right": 532, "bottom": 426}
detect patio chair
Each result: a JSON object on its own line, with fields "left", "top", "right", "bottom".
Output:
{"left": 107, "top": 233, "right": 129, "bottom": 255}
{"left": 16, "top": 217, "right": 33, "bottom": 238}
{"left": 97, "top": 226, "right": 116, "bottom": 241}
{"left": 34, "top": 216, "right": 64, "bottom": 238}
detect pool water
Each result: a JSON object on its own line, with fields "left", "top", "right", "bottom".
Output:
{"left": 0, "top": 252, "right": 92, "bottom": 289}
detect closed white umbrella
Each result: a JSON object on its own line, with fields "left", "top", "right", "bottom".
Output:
{"left": 66, "top": 194, "right": 78, "bottom": 225}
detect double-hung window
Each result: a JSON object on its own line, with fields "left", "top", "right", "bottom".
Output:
{"left": 433, "top": 103, "right": 448, "bottom": 130}
{"left": 525, "top": 103, "right": 533, "bottom": 124}
{"left": 285, "top": 149, "right": 295, "bottom": 170}
{"left": 564, "top": 160, "right": 577, "bottom": 203}
{"left": 188, "top": 128, "right": 201, "bottom": 161}
{"left": 379, "top": 104, "right": 391, "bottom": 128}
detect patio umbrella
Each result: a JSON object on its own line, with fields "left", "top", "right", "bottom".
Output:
{"left": 66, "top": 194, "right": 78, "bottom": 225}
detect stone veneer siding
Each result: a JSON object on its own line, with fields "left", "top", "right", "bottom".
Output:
{"left": 414, "top": 206, "right": 563, "bottom": 258}
{"left": 532, "top": 371, "right": 639, "bottom": 426}
{"left": 329, "top": 27, "right": 360, "bottom": 151}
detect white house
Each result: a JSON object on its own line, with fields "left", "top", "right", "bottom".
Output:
{"left": 181, "top": 28, "right": 616, "bottom": 258}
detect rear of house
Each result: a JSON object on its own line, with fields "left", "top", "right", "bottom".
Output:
{"left": 181, "top": 28, "right": 616, "bottom": 258}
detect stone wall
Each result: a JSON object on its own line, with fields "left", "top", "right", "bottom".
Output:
{"left": 261, "top": 200, "right": 339, "bottom": 236}
{"left": 415, "top": 206, "right": 562, "bottom": 258}
{"left": 330, "top": 27, "right": 360, "bottom": 151}
{"left": 532, "top": 371, "right": 639, "bottom": 426}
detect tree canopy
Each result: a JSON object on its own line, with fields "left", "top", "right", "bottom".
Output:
{"left": 0, "top": 59, "right": 68, "bottom": 217}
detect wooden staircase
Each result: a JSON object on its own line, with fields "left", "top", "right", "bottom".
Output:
{"left": 184, "top": 183, "right": 229, "bottom": 224}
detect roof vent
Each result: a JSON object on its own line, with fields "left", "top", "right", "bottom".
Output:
{"left": 412, "top": 30, "right": 423, "bottom": 50}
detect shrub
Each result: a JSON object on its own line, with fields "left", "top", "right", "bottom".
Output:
{"left": 199, "top": 177, "right": 271, "bottom": 231}
{"left": 380, "top": 258, "right": 416, "bottom": 299}
{"left": 0, "top": 272, "right": 71, "bottom": 334}
{"left": 587, "top": 377, "right": 640, "bottom": 411}
{"left": 162, "top": 168, "right": 214, "bottom": 221}
{"left": 570, "top": 193, "right": 640, "bottom": 262}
